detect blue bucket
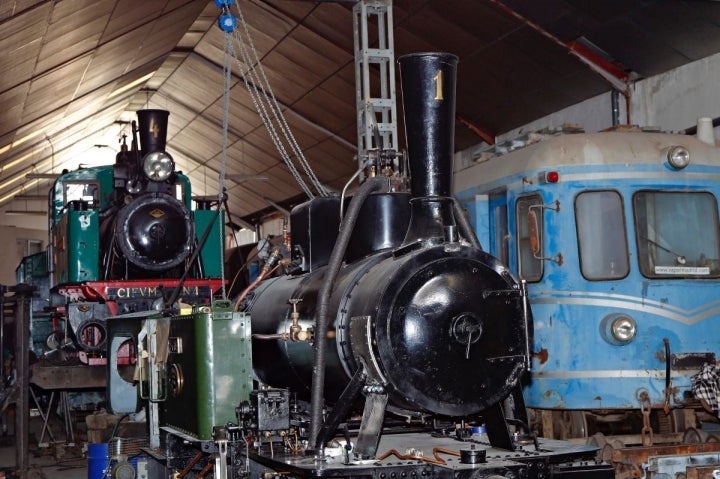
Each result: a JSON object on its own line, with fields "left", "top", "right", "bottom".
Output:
{"left": 87, "top": 443, "right": 109, "bottom": 479}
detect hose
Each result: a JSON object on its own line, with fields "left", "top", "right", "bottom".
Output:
{"left": 233, "top": 264, "right": 280, "bottom": 311}
{"left": 308, "top": 176, "right": 389, "bottom": 450}
{"left": 108, "top": 413, "right": 130, "bottom": 451}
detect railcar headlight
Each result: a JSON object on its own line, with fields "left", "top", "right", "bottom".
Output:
{"left": 600, "top": 313, "right": 637, "bottom": 345}
{"left": 666, "top": 145, "right": 690, "bottom": 169}
{"left": 611, "top": 316, "right": 636, "bottom": 342}
{"left": 143, "top": 151, "right": 175, "bottom": 181}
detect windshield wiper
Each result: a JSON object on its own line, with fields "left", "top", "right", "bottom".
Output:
{"left": 640, "top": 235, "right": 686, "bottom": 265}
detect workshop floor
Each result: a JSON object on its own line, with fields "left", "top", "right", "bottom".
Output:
{"left": 0, "top": 441, "right": 88, "bottom": 479}
{"left": 0, "top": 409, "right": 89, "bottom": 479}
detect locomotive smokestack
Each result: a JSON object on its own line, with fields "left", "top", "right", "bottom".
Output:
{"left": 398, "top": 52, "right": 459, "bottom": 246}
{"left": 400, "top": 52, "right": 457, "bottom": 197}
{"left": 137, "top": 109, "right": 169, "bottom": 154}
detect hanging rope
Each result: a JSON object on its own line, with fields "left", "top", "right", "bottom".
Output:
{"left": 215, "top": 0, "right": 328, "bottom": 198}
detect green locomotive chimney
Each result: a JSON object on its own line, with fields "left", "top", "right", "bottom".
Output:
{"left": 137, "top": 109, "right": 169, "bottom": 154}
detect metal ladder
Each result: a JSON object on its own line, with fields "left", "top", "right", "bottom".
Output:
{"left": 353, "top": 0, "right": 399, "bottom": 178}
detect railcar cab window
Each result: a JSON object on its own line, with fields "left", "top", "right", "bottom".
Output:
{"left": 634, "top": 191, "right": 720, "bottom": 278}
{"left": 492, "top": 196, "right": 509, "bottom": 265}
{"left": 575, "top": 190, "right": 629, "bottom": 280}
{"left": 516, "top": 194, "right": 543, "bottom": 282}
{"left": 64, "top": 181, "right": 99, "bottom": 210}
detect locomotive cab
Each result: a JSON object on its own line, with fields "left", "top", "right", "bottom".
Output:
{"left": 455, "top": 125, "right": 720, "bottom": 441}
{"left": 50, "top": 167, "right": 113, "bottom": 284}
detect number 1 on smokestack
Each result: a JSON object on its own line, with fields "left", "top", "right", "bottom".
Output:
{"left": 433, "top": 70, "right": 444, "bottom": 100}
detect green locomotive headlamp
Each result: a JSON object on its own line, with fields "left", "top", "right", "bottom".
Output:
{"left": 143, "top": 151, "right": 175, "bottom": 181}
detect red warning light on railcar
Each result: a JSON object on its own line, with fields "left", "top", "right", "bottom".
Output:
{"left": 539, "top": 171, "right": 560, "bottom": 183}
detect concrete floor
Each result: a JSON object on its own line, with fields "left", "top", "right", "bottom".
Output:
{"left": 0, "top": 409, "right": 90, "bottom": 479}
{"left": 0, "top": 404, "right": 150, "bottom": 479}
{"left": 0, "top": 440, "right": 89, "bottom": 479}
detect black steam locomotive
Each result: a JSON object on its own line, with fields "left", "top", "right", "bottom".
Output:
{"left": 142, "top": 53, "right": 610, "bottom": 479}
{"left": 19, "top": 109, "right": 225, "bottom": 365}
{"left": 248, "top": 52, "right": 531, "bottom": 449}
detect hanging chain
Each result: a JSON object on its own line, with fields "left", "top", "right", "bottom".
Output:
{"left": 225, "top": 37, "right": 314, "bottom": 199}
{"left": 638, "top": 390, "right": 654, "bottom": 446}
{"left": 215, "top": 0, "right": 332, "bottom": 201}
{"left": 230, "top": 0, "right": 328, "bottom": 197}
{"left": 663, "top": 382, "right": 672, "bottom": 415}
{"left": 215, "top": 24, "right": 235, "bottom": 301}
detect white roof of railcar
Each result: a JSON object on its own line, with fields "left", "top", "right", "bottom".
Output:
{"left": 454, "top": 129, "right": 720, "bottom": 194}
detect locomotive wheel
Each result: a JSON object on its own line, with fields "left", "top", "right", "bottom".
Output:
{"left": 550, "top": 410, "right": 587, "bottom": 439}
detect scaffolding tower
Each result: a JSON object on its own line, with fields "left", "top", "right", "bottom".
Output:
{"left": 353, "top": 0, "right": 400, "bottom": 180}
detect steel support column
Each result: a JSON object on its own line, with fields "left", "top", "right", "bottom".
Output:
{"left": 8, "top": 284, "right": 34, "bottom": 479}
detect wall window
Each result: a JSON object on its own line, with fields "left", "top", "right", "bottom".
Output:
{"left": 634, "top": 191, "right": 720, "bottom": 278}
{"left": 576, "top": 190, "right": 629, "bottom": 280}
{"left": 516, "top": 194, "right": 543, "bottom": 282}
{"left": 16, "top": 239, "right": 43, "bottom": 259}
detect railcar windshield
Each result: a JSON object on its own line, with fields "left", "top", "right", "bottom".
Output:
{"left": 64, "top": 181, "right": 99, "bottom": 209}
{"left": 576, "top": 190, "right": 629, "bottom": 280}
{"left": 634, "top": 191, "right": 720, "bottom": 278}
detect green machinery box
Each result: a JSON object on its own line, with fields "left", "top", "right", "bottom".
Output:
{"left": 161, "top": 304, "right": 253, "bottom": 441}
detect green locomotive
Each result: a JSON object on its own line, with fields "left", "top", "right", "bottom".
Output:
{"left": 23, "top": 109, "right": 225, "bottom": 362}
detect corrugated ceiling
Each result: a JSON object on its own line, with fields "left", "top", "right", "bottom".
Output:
{"left": 2, "top": 0, "right": 720, "bottom": 225}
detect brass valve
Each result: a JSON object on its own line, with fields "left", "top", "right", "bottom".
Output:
{"left": 288, "top": 298, "right": 310, "bottom": 342}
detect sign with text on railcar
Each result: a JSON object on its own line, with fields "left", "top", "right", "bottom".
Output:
{"left": 59, "top": 279, "right": 224, "bottom": 302}
{"left": 105, "top": 285, "right": 213, "bottom": 300}
{"left": 654, "top": 266, "right": 710, "bottom": 275}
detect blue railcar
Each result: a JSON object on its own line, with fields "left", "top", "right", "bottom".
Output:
{"left": 455, "top": 127, "right": 720, "bottom": 438}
